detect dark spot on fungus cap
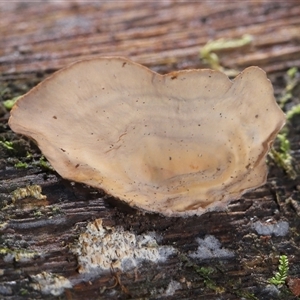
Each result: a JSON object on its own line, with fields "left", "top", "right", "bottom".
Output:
{"left": 8, "top": 57, "right": 285, "bottom": 217}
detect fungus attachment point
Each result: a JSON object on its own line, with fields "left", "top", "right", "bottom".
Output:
{"left": 9, "top": 57, "right": 285, "bottom": 217}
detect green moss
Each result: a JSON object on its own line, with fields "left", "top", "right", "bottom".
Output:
{"left": 268, "top": 255, "right": 289, "bottom": 286}
{"left": 38, "top": 156, "right": 54, "bottom": 171}
{"left": 269, "top": 134, "right": 297, "bottom": 180}
{"left": 271, "top": 69, "right": 300, "bottom": 179}
{"left": 287, "top": 66, "right": 298, "bottom": 78}
{"left": 286, "top": 104, "right": 300, "bottom": 120}
{"left": 199, "top": 34, "right": 252, "bottom": 73}
{"left": 3, "top": 96, "right": 21, "bottom": 110}
{"left": 50, "top": 206, "right": 62, "bottom": 215}
{"left": 14, "top": 161, "right": 29, "bottom": 169}
{"left": 33, "top": 209, "right": 44, "bottom": 218}
{"left": 180, "top": 254, "right": 227, "bottom": 294}
{"left": 0, "top": 140, "right": 14, "bottom": 151}
{"left": 279, "top": 67, "right": 299, "bottom": 108}
{"left": 19, "top": 288, "right": 29, "bottom": 296}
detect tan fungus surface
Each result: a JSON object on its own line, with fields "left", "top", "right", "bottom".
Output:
{"left": 9, "top": 57, "right": 285, "bottom": 216}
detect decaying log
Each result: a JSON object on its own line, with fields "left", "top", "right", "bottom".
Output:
{"left": 1, "top": 1, "right": 300, "bottom": 299}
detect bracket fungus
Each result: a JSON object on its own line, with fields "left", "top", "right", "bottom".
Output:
{"left": 9, "top": 57, "right": 285, "bottom": 217}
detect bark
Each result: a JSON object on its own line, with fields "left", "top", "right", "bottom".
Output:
{"left": 0, "top": 1, "right": 300, "bottom": 299}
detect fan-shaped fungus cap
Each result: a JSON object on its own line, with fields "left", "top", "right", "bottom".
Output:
{"left": 9, "top": 57, "right": 285, "bottom": 216}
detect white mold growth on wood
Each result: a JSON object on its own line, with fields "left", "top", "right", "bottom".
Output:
{"left": 252, "top": 220, "right": 289, "bottom": 236}
{"left": 30, "top": 272, "right": 72, "bottom": 296}
{"left": 189, "top": 235, "right": 234, "bottom": 260}
{"left": 72, "top": 219, "right": 175, "bottom": 274}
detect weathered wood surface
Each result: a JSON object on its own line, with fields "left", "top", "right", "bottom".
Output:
{"left": 1, "top": 1, "right": 300, "bottom": 299}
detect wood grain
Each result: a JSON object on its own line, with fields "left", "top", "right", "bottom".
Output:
{"left": 1, "top": 1, "right": 300, "bottom": 299}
